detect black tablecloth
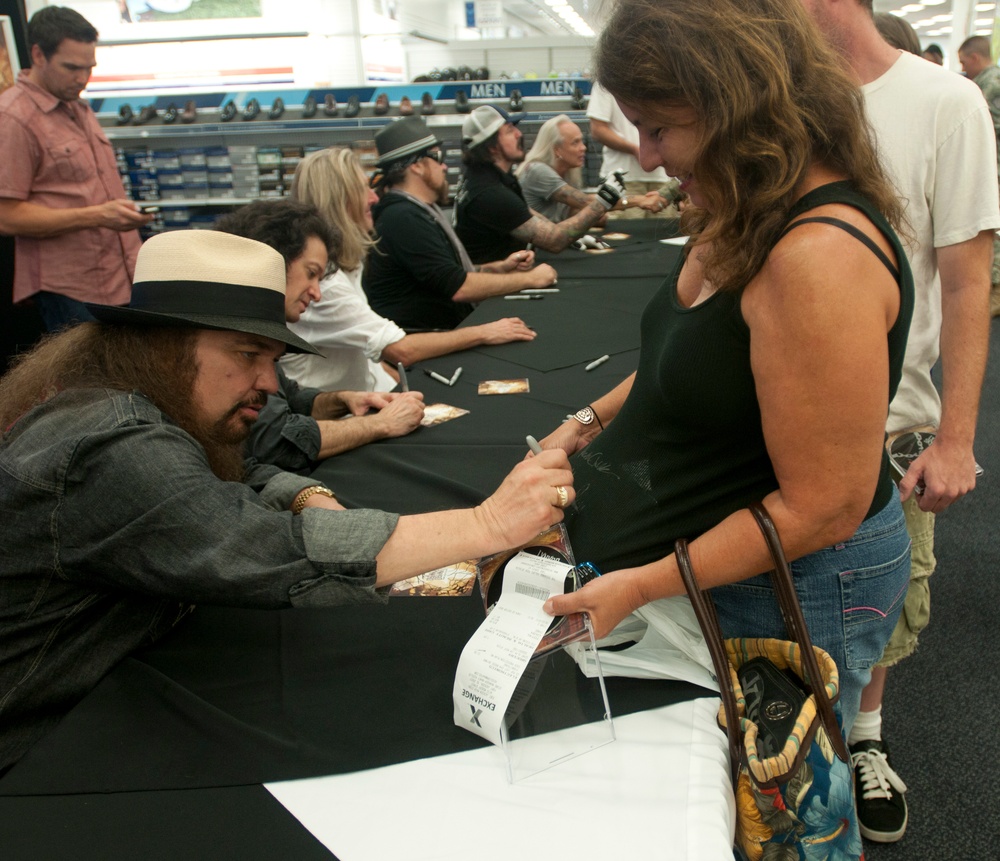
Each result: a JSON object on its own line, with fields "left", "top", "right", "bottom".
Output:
{"left": 0, "top": 227, "right": 694, "bottom": 861}
{"left": 533, "top": 218, "right": 684, "bottom": 280}
{"left": 0, "top": 600, "right": 705, "bottom": 797}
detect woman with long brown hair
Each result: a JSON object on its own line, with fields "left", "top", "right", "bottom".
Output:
{"left": 540, "top": 0, "right": 913, "bottom": 752}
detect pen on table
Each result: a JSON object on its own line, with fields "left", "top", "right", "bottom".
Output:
{"left": 585, "top": 354, "right": 611, "bottom": 372}
{"left": 526, "top": 435, "right": 543, "bottom": 455}
{"left": 396, "top": 362, "right": 409, "bottom": 392}
{"left": 505, "top": 294, "right": 543, "bottom": 300}
{"left": 423, "top": 368, "right": 453, "bottom": 385}
{"left": 449, "top": 367, "right": 463, "bottom": 386}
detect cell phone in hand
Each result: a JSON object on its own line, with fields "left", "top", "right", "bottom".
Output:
{"left": 887, "top": 430, "right": 984, "bottom": 495}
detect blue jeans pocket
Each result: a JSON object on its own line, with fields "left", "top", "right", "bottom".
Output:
{"left": 839, "top": 543, "right": 910, "bottom": 670}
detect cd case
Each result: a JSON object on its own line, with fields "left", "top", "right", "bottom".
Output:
{"left": 476, "top": 523, "right": 600, "bottom": 657}
{"left": 887, "top": 428, "right": 984, "bottom": 486}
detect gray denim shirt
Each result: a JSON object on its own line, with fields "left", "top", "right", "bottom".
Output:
{"left": 245, "top": 367, "right": 323, "bottom": 474}
{"left": 0, "top": 388, "right": 399, "bottom": 771}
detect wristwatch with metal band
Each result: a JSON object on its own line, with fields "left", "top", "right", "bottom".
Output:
{"left": 292, "top": 485, "right": 336, "bottom": 514}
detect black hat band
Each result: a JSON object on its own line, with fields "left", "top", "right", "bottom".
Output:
{"left": 129, "top": 280, "right": 286, "bottom": 323}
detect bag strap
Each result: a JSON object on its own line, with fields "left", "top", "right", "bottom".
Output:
{"left": 746, "top": 503, "right": 849, "bottom": 761}
{"left": 675, "top": 538, "right": 742, "bottom": 784}
{"left": 674, "top": 502, "right": 849, "bottom": 772}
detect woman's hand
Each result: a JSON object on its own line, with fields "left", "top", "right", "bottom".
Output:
{"left": 535, "top": 418, "right": 597, "bottom": 457}
{"left": 476, "top": 449, "right": 574, "bottom": 550}
{"left": 543, "top": 568, "right": 648, "bottom": 639}
{"left": 636, "top": 191, "right": 666, "bottom": 213}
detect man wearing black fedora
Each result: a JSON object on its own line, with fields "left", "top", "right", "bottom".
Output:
{"left": 453, "top": 105, "right": 627, "bottom": 264}
{"left": 362, "top": 116, "right": 558, "bottom": 331}
{"left": 0, "top": 228, "right": 576, "bottom": 773}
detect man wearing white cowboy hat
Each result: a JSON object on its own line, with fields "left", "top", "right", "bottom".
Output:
{"left": 0, "top": 228, "right": 576, "bottom": 773}
{"left": 453, "top": 105, "right": 628, "bottom": 264}
{"left": 364, "top": 116, "right": 557, "bottom": 331}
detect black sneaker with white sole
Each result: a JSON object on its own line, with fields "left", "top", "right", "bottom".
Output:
{"left": 850, "top": 738, "right": 908, "bottom": 843}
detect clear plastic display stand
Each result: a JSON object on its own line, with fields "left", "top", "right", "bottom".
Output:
{"left": 499, "top": 614, "right": 615, "bottom": 783}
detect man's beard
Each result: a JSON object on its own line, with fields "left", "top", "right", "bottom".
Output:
{"left": 172, "top": 394, "right": 266, "bottom": 483}
{"left": 435, "top": 178, "right": 450, "bottom": 206}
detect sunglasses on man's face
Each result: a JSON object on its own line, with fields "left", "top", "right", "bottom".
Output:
{"left": 423, "top": 149, "right": 445, "bottom": 164}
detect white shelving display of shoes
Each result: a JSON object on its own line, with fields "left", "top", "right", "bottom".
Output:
{"left": 100, "top": 79, "right": 594, "bottom": 230}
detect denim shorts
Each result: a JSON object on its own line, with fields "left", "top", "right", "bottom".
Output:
{"left": 708, "top": 488, "right": 911, "bottom": 736}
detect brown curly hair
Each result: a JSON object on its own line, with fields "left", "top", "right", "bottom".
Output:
{"left": 594, "top": 0, "right": 905, "bottom": 294}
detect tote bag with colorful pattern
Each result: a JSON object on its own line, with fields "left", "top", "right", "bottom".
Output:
{"left": 675, "top": 502, "right": 863, "bottom": 861}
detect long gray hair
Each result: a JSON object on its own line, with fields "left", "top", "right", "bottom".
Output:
{"left": 517, "top": 114, "right": 582, "bottom": 188}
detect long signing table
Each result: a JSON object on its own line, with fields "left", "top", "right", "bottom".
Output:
{"left": 0, "top": 221, "right": 735, "bottom": 860}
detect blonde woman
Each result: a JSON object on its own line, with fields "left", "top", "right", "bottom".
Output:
{"left": 283, "top": 147, "right": 535, "bottom": 392}
{"left": 517, "top": 114, "right": 666, "bottom": 222}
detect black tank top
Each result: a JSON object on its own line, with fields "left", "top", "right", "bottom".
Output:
{"left": 565, "top": 181, "right": 914, "bottom": 572}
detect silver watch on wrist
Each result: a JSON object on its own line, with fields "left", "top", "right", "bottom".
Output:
{"left": 573, "top": 406, "right": 598, "bottom": 427}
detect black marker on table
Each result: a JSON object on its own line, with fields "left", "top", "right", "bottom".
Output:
{"left": 423, "top": 368, "right": 452, "bottom": 385}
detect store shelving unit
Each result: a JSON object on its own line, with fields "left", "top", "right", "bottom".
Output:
{"left": 96, "top": 79, "right": 598, "bottom": 229}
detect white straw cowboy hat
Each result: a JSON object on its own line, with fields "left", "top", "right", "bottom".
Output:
{"left": 86, "top": 230, "right": 321, "bottom": 354}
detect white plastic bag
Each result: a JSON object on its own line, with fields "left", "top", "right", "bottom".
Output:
{"left": 565, "top": 596, "right": 718, "bottom": 691}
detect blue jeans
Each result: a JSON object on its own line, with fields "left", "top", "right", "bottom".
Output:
{"left": 709, "top": 489, "right": 910, "bottom": 736}
{"left": 34, "top": 291, "right": 97, "bottom": 332}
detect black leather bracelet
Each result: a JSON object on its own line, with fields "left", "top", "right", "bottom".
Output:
{"left": 573, "top": 405, "right": 604, "bottom": 431}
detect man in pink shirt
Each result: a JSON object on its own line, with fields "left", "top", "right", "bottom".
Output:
{"left": 0, "top": 6, "right": 150, "bottom": 331}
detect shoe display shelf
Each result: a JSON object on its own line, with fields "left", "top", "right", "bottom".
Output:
{"left": 97, "top": 79, "right": 594, "bottom": 229}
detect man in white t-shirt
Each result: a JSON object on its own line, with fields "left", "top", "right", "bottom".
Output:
{"left": 805, "top": 0, "right": 1000, "bottom": 845}
{"left": 586, "top": 82, "right": 681, "bottom": 219}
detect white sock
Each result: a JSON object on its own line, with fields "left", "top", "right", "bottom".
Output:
{"left": 848, "top": 705, "right": 882, "bottom": 745}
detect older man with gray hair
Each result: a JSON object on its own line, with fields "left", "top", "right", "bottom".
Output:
{"left": 453, "top": 105, "right": 628, "bottom": 263}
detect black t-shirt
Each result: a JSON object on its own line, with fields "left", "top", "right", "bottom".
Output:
{"left": 453, "top": 162, "right": 532, "bottom": 264}
{"left": 363, "top": 193, "right": 473, "bottom": 331}
{"left": 564, "top": 181, "right": 913, "bottom": 573}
